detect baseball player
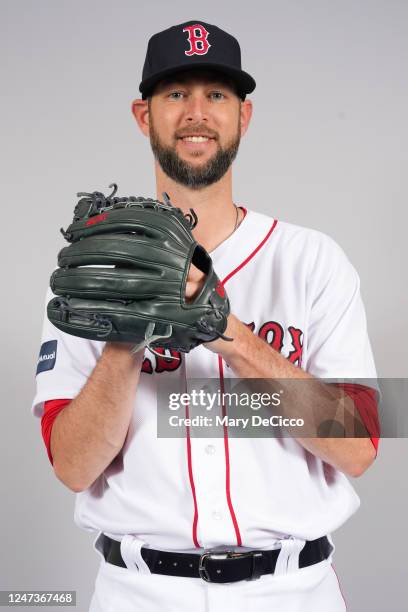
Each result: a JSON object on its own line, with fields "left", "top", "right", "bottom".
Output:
{"left": 32, "top": 20, "right": 380, "bottom": 611}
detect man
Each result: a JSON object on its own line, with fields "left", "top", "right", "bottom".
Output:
{"left": 33, "top": 20, "right": 380, "bottom": 611}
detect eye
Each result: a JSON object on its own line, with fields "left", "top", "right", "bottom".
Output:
{"left": 210, "top": 91, "right": 226, "bottom": 101}
{"left": 168, "top": 91, "right": 184, "bottom": 100}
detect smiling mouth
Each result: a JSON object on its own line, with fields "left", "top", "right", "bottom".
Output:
{"left": 179, "top": 136, "right": 214, "bottom": 143}
{"left": 177, "top": 136, "right": 216, "bottom": 153}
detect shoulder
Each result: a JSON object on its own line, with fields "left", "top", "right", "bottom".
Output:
{"left": 278, "top": 218, "right": 347, "bottom": 259}
{"left": 247, "top": 209, "right": 353, "bottom": 271}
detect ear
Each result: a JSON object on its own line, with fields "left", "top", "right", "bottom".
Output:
{"left": 131, "top": 98, "right": 150, "bottom": 137}
{"left": 240, "top": 99, "right": 253, "bottom": 138}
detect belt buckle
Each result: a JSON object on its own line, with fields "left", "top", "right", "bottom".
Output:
{"left": 198, "top": 550, "right": 258, "bottom": 583}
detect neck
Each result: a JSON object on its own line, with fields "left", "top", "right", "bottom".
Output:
{"left": 155, "top": 162, "right": 239, "bottom": 253}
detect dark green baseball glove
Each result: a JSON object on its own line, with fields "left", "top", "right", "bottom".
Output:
{"left": 47, "top": 184, "right": 232, "bottom": 358}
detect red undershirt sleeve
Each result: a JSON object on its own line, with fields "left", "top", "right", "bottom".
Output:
{"left": 41, "top": 399, "right": 72, "bottom": 465}
{"left": 329, "top": 383, "right": 380, "bottom": 457}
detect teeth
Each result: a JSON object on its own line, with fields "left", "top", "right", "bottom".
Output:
{"left": 182, "top": 136, "right": 210, "bottom": 142}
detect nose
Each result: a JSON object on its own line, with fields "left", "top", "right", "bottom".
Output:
{"left": 184, "top": 93, "right": 209, "bottom": 124}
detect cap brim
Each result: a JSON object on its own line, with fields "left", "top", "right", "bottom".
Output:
{"left": 139, "top": 63, "right": 256, "bottom": 99}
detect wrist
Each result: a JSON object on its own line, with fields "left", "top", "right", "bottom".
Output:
{"left": 103, "top": 341, "right": 145, "bottom": 364}
{"left": 204, "top": 314, "right": 246, "bottom": 359}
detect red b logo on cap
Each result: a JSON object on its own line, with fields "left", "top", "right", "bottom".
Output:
{"left": 183, "top": 24, "right": 211, "bottom": 56}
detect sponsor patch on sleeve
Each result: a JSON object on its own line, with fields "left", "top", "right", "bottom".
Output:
{"left": 36, "top": 340, "right": 57, "bottom": 375}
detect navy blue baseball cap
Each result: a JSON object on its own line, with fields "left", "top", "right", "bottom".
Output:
{"left": 139, "top": 20, "right": 256, "bottom": 100}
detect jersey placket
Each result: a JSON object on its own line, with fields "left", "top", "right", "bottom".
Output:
{"left": 182, "top": 352, "right": 239, "bottom": 549}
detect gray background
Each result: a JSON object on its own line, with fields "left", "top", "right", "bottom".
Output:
{"left": 1, "top": 0, "right": 407, "bottom": 610}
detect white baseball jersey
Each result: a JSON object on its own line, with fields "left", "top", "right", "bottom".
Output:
{"left": 32, "top": 207, "right": 378, "bottom": 552}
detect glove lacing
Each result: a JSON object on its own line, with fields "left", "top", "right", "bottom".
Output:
{"left": 67, "top": 184, "right": 198, "bottom": 231}
{"left": 130, "top": 322, "right": 178, "bottom": 360}
{"left": 53, "top": 298, "right": 113, "bottom": 338}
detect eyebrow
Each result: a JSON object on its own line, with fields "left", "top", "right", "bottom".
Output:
{"left": 160, "top": 78, "right": 234, "bottom": 89}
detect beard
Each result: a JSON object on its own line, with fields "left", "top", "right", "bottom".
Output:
{"left": 149, "top": 117, "right": 241, "bottom": 190}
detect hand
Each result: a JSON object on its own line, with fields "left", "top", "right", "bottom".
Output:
{"left": 185, "top": 263, "right": 206, "bottom": 302}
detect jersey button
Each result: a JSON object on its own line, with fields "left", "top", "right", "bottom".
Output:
{"left": 212, "top": 511, "right": 222, "bottom": 521}
{"left": 205, "top": 444, "right": 216, "bottom": 455}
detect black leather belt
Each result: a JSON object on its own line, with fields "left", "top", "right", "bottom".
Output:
{"left": 101, "top": 534, "right": 333, "bottom": 584}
